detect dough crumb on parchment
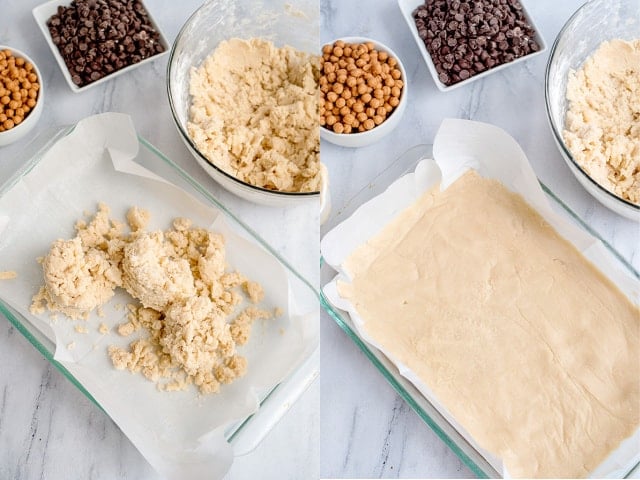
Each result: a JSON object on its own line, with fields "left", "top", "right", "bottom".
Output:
{"left": 30, "top": 204, "right": 274, "bottom": 394}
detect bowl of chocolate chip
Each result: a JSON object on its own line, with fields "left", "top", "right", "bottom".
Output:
{"left": 32, "top": 0, "right": 169, "bottom": 93}
{"left": 398, "top": 0, "right": 546, "bottom": 91}
{"left": 0, "top": 47, "right": 44, "bottom": 147}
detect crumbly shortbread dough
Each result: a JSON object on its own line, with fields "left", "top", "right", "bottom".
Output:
{"left": 126, "top": 206, "right": 150, "bottom": 232}
{"left": 31, "top": 204, "right": 272, "bottom": 394}
{"left": 122, "top": 232, "right": 196, "bottom": 311}
{"left": 564, "top": 39, "right": 640, "bottom": 204}
{"left": 30, "top": 204, "right": 123, "bottom": 320}
{"left": 338, "top": 170, "right": 639, "bottom": 478}
{"left": 188, "top": 38, "right": 320, "bottom": 193}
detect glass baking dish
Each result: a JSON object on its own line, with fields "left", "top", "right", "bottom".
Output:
{"left": 0, "top": 125, "right": 320, "bottom": 457}
{"left": 320, "top": 144, "right": 640, "bottom": 479}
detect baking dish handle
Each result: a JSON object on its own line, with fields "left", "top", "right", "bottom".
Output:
{"left": 229, "top": 347, "right": 319, "bottom": 457}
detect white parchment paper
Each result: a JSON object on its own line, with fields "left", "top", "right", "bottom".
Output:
{"left": 321, "top": 119, "right": 640, "bottom": 478}
{"left": 0, "top": 113, "right": 315, "bottom": 480}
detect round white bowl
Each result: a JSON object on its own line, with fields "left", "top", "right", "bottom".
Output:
{"left": 320, "top": 36, "right": 408, "bottom": 149}
{"left": 544, "top": 0, "right": 639, "bottom": 221}
{"left": 167, "top": 0, "right": 321, "bottom": 207}
{"left": 0, "top": 46, "right": 44, "bottom": 147}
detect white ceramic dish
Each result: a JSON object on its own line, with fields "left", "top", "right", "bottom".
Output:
{"left": 32, "top": 0, "right": 169, "bottom": 94}
{"left": 167, "top": 0, "right": 321, "bottom": 207}
{"left": 397, "top": 0, "right": 546, "bottom": 92}
{"left": 320, "top": 36, "right": 408, "bottom": 148}
{"left": 0, "top": 46, "right": 44, "bottom": 147}
{"left": 544, "top": 0, "right": 640, "bottom": 221}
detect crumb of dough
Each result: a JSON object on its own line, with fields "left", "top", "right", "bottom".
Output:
{"left": 34, "top": 237, "right": 121, "bottom": 320}
{"left": 230, "top": 307, "right": 272, "bottom": 346}
{"left": 159, "top": 378, "right": 189, "bottom": 392}
{"left": 121, "top": 232, "right": 196, "bottom": 311}
{"left": 0, "top": 271, "right": 16, "bottom": 280}
{"left": 75, "top": 325, "right": 88, "bottom": 334}
{"left": 274, "top": 307, "right": 283, "bottom": 317}
{"left": 188, "top": 38, "right": 321, "bottom": 193}
{"left": 215, "top": 355, "right": 247, "bottom": 385}
{"left": 243, "top": 280, "right": 264, "bottom": 303}
{"left": 172, "top": 217, "right": 191, "bottom": 231}
{"left": 36, "top": 256, "right": 44, "bottom": 264}
{"left": 32, "top": 203, "right": 274, "bottom": 394}
{"left": 97, "top": 306, "right": 105, "bottom": 318}
{"left": 161, "top": 297, "right": 233, "bottom": 376}
{"left": 75, "top": 202, "right": 123, "bottom": 250}
{"left": 126, "top": 206, "right": 151, "bottom": 232}
{"left": 29, "top": 203, "right": 124, "bottom": 320}
{"left": 563, "top": 39, "right": 640, "bottom": 204}
{"left": 67, "top": 341, "right": 75, "bottom": 350}
{"left": 109, "top": 275, "right": 272, "bottom": 395}
{"left": 117, "top": 320, "right": 138, "bottom": 337}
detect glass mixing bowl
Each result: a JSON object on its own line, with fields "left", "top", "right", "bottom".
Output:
{"left": 166, "top": 0, "right": 321, "bottom": 207}
{"left": 544, "top": 0, "right": 639, "bottom": 221}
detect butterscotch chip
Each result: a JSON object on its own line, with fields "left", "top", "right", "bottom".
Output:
{"left": 0, "top": 49, "right": 39, "bottom": 132}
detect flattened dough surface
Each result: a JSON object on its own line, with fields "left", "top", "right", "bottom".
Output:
{"left": 338, "top": 170, "right": 640, "bottom": 478}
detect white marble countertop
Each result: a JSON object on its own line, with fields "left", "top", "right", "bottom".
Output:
{"left": 0, "top": 1, "right": 318, "bottom": 479}
{"left": 320, "top": 0, "right": 639, "bottom": 478}
{"left": 2, "top": 0, "right": 639, "bottom": 478}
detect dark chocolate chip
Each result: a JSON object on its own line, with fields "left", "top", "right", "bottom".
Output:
{"left": 46, "top": 0, "right": 165, "bottom": 87}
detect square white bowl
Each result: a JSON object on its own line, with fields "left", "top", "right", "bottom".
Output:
{"left": 397, "top": 0, "right": 546, "bottom": 92}
{"left": 32, "top": 0, "right": 169, "bottom": 93}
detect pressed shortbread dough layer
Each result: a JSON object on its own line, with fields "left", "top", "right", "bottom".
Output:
{"left": 338, "top": 170, "right": 639, "bottom": 478}
{"left": 564, "top": 39, "right": 640, "bottom": 204}
{"left": 188, "top": 38, "right": 320, "bottom": 193}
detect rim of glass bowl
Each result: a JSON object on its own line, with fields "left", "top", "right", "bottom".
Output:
{"left": 543, "top": 1, "right": 639, "bottom": 213}
{"left": 166, "top": 5, "right": 319, "bottom": 199}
